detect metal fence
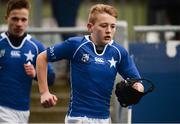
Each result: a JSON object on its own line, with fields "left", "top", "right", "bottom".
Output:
{"left": 134, "top": 25, "right": 180, "bottom": 42}
{"left": 0, "top": 21, "right": 127, "bottom": 45}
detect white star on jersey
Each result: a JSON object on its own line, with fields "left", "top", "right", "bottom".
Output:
{"left": 108, "top": 57, "right": 117, "bottom": 68}
{"left": 24, "top": 50, "right": 35, "bottom": 61}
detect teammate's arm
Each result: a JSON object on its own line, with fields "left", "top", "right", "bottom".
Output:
{"left": 35, "top": 40, "right": 56, "bottom": 86}
{"left": 24, "top": 62, "right": 36, "bottom": 78}
{"left": 36, "top": 51, "right": 57, "bottom": 108}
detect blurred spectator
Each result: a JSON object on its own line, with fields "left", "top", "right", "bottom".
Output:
{"left": 147, "top": 0, "right": 180, "bottom": 41}
{"left": 50, "top": 0, "right": 82, "bottom": 80}
{"left": 50, "top": 0, "right": 82, "bottom": 40}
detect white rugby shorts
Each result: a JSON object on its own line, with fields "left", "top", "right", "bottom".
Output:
{"left": 65, "top": 115, "right": 111, "bottom": 124}
{"left": 0, "top": 106, "right": 29, "bottom": 124}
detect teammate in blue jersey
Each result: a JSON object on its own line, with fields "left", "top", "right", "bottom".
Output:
{"left": 36, "top": 4, "right": 144, "bottom": 124}
{"left": 0, "top": 0, "right": 55, "bottom": 123}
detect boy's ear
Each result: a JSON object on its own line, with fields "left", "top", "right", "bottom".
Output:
{"left": 87, "top": 23, "right": 93, "bottom": 33}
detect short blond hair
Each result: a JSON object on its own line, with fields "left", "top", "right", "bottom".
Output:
{"left": 88, "top": 4, "right": 118, "bottom": 24}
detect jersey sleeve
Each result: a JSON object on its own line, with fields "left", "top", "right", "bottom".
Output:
{"left": 117, "top": 47, "right": 141, "bottom": 79}
{"left": 46, "top": 39, "right": 76, "bottom": 62}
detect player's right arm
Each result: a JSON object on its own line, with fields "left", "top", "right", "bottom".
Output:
{"left": 36, "top": 51, "right": 58, "bottom": 108}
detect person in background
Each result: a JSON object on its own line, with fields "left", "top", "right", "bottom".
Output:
{"left": 36, "top": 4, "right": 144, "bottom": 124}
{"left": 0, "top": 0, "right": 55, "bottom": 123}
{"left": 50, "top": 0, "right": 82, "bottom": 40}
{"left": 147, "top": 0, "right": 180, "bottom": 40}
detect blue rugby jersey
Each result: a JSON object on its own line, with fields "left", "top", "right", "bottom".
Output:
{"left": 47, "top": 35, "right": 140, "bottom": 118}
{"left": 0, "top": 32, "right": 55, "bottom": 111}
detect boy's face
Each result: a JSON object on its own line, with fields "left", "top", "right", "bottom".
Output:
{"left": 6, "top": 8, "right": 29, "bottom": 37}
{"left": 87, "top": 13, "right": 116, "bottom": 45}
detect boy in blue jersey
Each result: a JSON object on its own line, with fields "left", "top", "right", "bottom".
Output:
{"left": 36, "top": 4, "right": 144, "bottom": 124}
{"left": 0, "top": 0, "right": 55, "bottom": 123}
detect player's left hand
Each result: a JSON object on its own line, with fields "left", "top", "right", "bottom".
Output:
{"left": 132, "top": 82, "right": 144, "bottom": 92}
{"left": 24, "top": 62, "right": 36, "bottom": 78}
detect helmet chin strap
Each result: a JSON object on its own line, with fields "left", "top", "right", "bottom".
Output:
{"left": 115, "top": 78, "right": 155, "bottom": 107}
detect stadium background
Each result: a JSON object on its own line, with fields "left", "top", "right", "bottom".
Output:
{"left": 0, "top": 0, "right": 180, "bottom": 123}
